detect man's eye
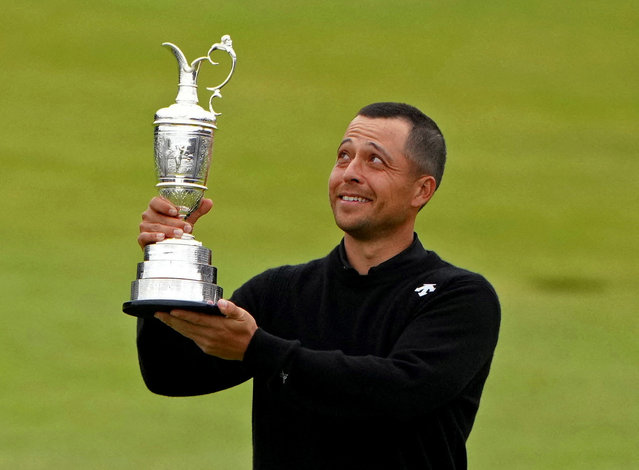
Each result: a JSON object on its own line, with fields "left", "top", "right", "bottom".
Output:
{"left": 370, "top": 155, "right": 384, "bottom": 165}
{"left": 337, "top": 151, "right": 351, "bottom": 162}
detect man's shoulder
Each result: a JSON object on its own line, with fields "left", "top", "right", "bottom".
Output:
{"left": 259, "top": 255, "right": 331, "bottom": 282}
{"left": 422, "top": 251, "right": 498, "bottom": 296}
{"left": 230, "top": 252, "right": 333, "bottom": 314}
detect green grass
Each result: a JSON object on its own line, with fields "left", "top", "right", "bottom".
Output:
{"left": 1, "top": 0, "right": 637, "bottom": 468}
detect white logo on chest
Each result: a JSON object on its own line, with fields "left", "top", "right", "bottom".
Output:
{"left": 415, "top": 283, "right": 437, "bottom": 297}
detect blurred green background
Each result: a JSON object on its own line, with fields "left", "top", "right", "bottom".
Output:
{"left": 1, "top": 0, "right": 637, "bottom": 468}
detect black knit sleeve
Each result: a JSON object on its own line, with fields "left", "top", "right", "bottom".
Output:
{"left": 136, "top": 266, "right": 285, "bottom": 397}
{"left": 136, "top": 315, "right": 251, "bottom": 396}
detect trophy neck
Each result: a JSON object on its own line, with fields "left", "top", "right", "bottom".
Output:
{"left": 175, "top": 83, "right": 199, "bottom": 105}
{"left": 175, "top": 66, "right": 201, "bottom": 105}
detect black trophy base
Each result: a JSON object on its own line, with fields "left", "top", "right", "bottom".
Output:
{"left": 123, "top": 299, "right": 222, "bottom": 318}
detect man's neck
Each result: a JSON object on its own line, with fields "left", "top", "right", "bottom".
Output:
{"left": 343, "top": 229, "right": 415, "bottom": 275}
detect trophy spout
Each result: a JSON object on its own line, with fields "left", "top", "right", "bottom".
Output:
{"left": 162, "top": 42, "right": 202, "bottom": 105}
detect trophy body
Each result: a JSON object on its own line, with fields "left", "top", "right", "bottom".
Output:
{"left": 123, "top": 36, "right": 236, "bottom": 318}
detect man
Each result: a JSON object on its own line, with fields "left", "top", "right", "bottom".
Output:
{"left": 136, "top": 102, "right": 500, "bottom": 469}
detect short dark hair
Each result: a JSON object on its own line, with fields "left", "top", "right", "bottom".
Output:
{"left": 357, "top": 102, "right": 446, "bottom": 188}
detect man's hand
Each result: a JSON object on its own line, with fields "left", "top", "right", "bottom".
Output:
{"left": 154, "top": 299, "right": 258, "bottom": 361}
{"left": 138, "top": 197, "right": 213, "bottom": 249}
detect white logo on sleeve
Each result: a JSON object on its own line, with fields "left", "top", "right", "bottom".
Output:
{"left": 415, "top": 283, "right": 437, "bottom": 297}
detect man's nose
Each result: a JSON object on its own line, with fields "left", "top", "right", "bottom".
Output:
{"left": 343, "top": 156, "right": 363, "bottom": 183}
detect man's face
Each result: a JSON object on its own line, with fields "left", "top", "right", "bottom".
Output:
{"left": 328, "top": 115, "right": 431, "bottom": 240}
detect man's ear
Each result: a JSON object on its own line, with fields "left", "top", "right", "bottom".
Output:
{"left": 411, "top": 175, "right": 437, "bottom": 209}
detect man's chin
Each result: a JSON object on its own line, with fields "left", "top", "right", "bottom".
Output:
{"left": 335, "top": 219, "right": 375, "bottom": 240}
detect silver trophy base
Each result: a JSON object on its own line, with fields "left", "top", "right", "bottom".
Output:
{"left": 123, "top": 237, "right": 223, "bottom": 318}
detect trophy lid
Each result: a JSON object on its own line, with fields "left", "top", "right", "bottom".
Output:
{"left": 153, "top": 37, "right": 237, "bottom": 130}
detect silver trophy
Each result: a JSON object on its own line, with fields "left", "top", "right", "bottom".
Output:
{"left": 123, "top": 36, "right": 237, "bottom": 317}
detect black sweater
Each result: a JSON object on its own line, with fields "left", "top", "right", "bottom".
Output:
{"left": 137, "top": 236, "right": 500, "bottom": 469}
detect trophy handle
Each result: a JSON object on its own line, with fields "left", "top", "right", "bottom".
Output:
{"left": 204, "top": 35, "right": 237, "bottom": 116}
{"left": 206, "top": 36, "right": 237, "bottom": 92}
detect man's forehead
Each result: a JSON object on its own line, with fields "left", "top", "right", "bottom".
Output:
{"left": 342, "top": 115, "right": 411, "bottom": 145}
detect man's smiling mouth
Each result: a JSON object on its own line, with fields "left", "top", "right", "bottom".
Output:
{"left": 340, "top": 195, "right": 371, "bottom": 203}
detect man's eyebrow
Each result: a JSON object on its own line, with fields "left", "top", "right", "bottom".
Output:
{"left": 368, "top": 141, "right": 392, "bottom": 160}
{"left": 337, "top": 139, "right": 394, "bottom": 162}
{"left": 338, "top": 138, "right": 352, "bottom": 150}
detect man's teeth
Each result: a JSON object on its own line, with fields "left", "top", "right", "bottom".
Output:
{"left": 342, "top": 196, "right": 369, "bottom": 202}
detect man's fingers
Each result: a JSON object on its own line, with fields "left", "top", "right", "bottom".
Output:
{"left": 149, "top": 196, "right": 179, "bottom": 216}
{"left": 167, "top": 309, "right": 210, "bottom": 325}
{"left": 154, "top": 301, "right": 257, "bottom": 361}
{"left": 138, "top": 231, "right": 166, "bottom": 248}
{"left": 138, "top": 223, "right": 189, "bottom": 249}
{"left": 186, "top": 198, "right": 213, "bottom": 224}
{"left": 217, "top": 299, "right": 246, "bottom": 320}
{"left": 138, "top": 196, "right": 200, "bottom": 249}
{"left": 154, "top": 310, "right": 209, "bottom": 335}
{"left": 140, "top": 221, "right": 189, "bottom": 237}
{"left": 140, "top": 210, "right": 186, "bottom": 229}
{"left": 136, "top": 193, "right": 214, "bottom": 264}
